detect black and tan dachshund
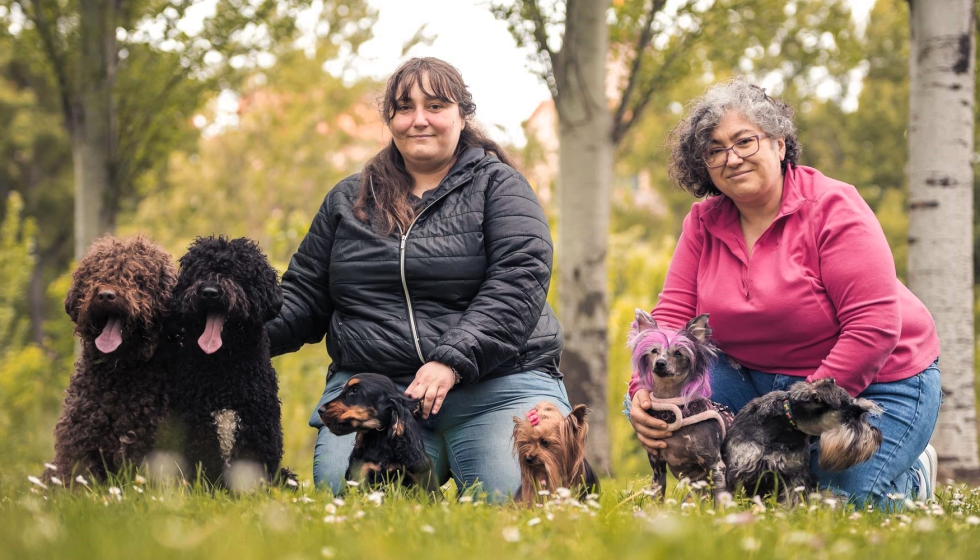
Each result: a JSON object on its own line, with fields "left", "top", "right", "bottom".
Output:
{"left": 318, "top": 373, "right": 437, "bottom": 491}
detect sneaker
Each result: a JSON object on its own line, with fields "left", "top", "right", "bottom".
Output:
{"left": 916, "top": 444, "right": 938, "bottom": 501}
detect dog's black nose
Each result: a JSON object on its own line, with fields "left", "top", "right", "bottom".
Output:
{"left": 654, "top": 359, "right": 667, "bottom": 370}
{"left": 524, "top": 455, "right": 536, "bottom": 465}
{"left": 97, "top": 290, "right": 116, "bottom": 302}
{"left": 201, "top": 286, "right": 219, "bottom": 299}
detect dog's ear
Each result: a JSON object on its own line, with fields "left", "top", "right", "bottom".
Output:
{"left": 566, "top": 404, "right": 589, "bottom": 432}
{"left": 387, "top": 394, "right": 430, "bottom": 473}
{"left": 387, "top": 395, "right": 421, "bottom": 439}
{"left": 683, "top": 314, "right": 711, "bottom": 344}
{"left": 566, "top": 404, "right": 590, "bottom": 446}
{"left": 64, "top": 283, "right": 82, "bottom": 323}
{"left": 631, "top": 308, "right": 658, "bottom": 333}
{"left": 263, "top": 283, "right": 283, "bottom": 323}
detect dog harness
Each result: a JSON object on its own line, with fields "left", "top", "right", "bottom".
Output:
{"left": 646, "top": 397, "right": 734, "bottom": 437}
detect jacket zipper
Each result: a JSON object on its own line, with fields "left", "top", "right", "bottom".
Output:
{"left": 399, "top": 227, "right": 426, "bottom": 364}
{"left": 397, "top": 175, "right": 473, "bottom": 366}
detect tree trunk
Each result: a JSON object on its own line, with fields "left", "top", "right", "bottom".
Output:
{"left": 555, "top": 0, "right": 613, "bottom": 473}
{"left": 908, "top": 0, "right": 979, "bottom": 482}
{"left": 72, "top": 0, "right": 117, "bottom": 259}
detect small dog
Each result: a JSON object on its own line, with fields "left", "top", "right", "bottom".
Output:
{"left": 318, "top": 373, "right": 436, "bottom": 491}
{"left": 48, "top": 235, "right": 176, "bottom": 483}
{"left": 723, "top": 377, "right": 883, "bottom": 503}
{"left": 165, "top": 236, "right": 293, "bottom": 487}
{"left": 512, "top": 401, "right": 599, "bottom": 505}
{"left": 628, "top": 310, "right": 733, "bottom": 504}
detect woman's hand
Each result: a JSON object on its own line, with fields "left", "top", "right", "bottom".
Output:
{"left": 406, "top": 361, "right": 456, "bottom": 419}
{"left": 629, "top": 389, "right": 673, "bottom": 453}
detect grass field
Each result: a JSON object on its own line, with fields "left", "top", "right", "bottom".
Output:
{"left": 3, "top": 473, "right": 980, "bottom": 560}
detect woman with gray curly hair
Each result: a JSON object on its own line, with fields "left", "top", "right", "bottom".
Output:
{"left": 626, "top": 78, "right": 941, "bottom": 508}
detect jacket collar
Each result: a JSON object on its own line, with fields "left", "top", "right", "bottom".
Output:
{"left": 699, "top": 165, "right": 810, "bottom": 260}
{"left": 429, "top": 147, "right": 494, "bottom": 196}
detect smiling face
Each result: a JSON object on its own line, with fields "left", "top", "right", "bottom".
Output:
{"left": 706, "top": 111, "right": 786, "bottom": 209}
{"left": 388, "top": 74, "right": 464, "bottom": 176}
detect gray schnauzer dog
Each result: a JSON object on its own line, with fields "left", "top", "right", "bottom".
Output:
{"left": 723, "top": 377, "right": 883, "bottom": 504}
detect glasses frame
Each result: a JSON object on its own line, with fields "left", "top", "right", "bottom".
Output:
{"left": 703, "top": 134, "right": 770, "bottom": 168}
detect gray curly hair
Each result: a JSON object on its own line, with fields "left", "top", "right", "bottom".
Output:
{"left": 667, "top": 77, "right": 801, "bottom": 198}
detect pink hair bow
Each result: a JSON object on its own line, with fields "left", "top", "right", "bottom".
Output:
{"left": 526, "top": 409, "right": 540, "bottom": 426}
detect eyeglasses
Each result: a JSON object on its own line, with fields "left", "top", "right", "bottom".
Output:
{"left": 703, "top": 134, "right": 769, "bottom": 168}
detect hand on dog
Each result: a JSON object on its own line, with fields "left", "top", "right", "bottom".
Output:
{"left": 629, "top": 389, "right": 673, "bottom": 453}
{"left": 406, "top": 361, "right": 455, "bottom": 419}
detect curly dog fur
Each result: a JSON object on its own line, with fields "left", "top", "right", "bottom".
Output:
{"left": 48, "top": 235, "right": 177, "bottom": 482}
{"left": 165, "top": 236, "right": 290, "bottom": 486}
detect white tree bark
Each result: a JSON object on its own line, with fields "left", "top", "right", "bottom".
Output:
{"left": 908, "top": 0, "right": 979, "bottom": 482}
{"left": 72, "top": 0, "right": 117, "bottom": 259}
{"left": 555, "top": 0, "right": 613, "bottom": 473}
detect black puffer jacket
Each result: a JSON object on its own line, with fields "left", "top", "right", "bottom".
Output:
{"left": 267, "top": 147, "right": 562, "bottom": 384}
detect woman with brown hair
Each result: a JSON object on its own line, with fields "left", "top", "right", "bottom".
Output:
{"left": 267, "top": 57, "right": 568, "bottom": 499}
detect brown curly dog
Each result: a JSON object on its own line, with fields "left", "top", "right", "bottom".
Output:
{"left": 46, "top": 235, "right": 177, "bottom": 484}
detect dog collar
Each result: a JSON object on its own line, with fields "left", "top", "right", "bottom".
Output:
{"left": 781, "top": 397, "right": 798, "bottom": 428}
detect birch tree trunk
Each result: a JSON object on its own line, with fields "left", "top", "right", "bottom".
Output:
{"left": 908, "top": 0, "right": 979, "bottom": 482}
{"left": 72, "top": 0, "right": 117, "bottom": 259}
{"left": 554, "top": 0, "right": 613, "bottom": 473}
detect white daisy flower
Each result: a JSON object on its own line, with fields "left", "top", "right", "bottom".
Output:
{"left": 501, "top": 527, "right": 520, "bottom": 542}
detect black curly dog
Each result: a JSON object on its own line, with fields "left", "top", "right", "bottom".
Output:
{"left": 164, "top": 236, "right": 293, "bottom": 487}
{"left": 48, "top": 235, "right": 177, "bottom": 483}
{"left": 318, "top": 373, "right": 436, "bottom": 491}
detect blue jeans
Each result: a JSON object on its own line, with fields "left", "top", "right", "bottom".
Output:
{"left": 708, "top": 356, "right": 942, "bottom": 509}
{"left": 309, "top": 369, "right": 571, "bottom": 501}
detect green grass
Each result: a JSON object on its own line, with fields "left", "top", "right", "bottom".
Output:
{"left": 3, "top": 474, "right": 980, "bottom": 560}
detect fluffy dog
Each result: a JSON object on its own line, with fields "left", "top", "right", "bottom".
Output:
{"left": 512, "top": 401, "right": 598, "bottom": 505}
{"left": 628, "top": 310, "right": 733, "bottom": 504}
{"left": 165, "top": 236, "right": 291, "bottom": 486}
{"left": 723, "top": 377, "right": 883, "bottom": 503}
{"left": 48, "top": 235, "right": 176, "bottom": 483}
{"left": 318, "top": 373, "right": 436, "bottom": 490}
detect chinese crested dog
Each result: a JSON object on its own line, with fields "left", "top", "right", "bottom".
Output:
{"left": 723, "top": 377, "right": 883, "bottom": 504}
{"left": 628, "top": 310, "right": 733, "bottom": 504}
{"left": 318, "top": 373, "right": 436, "bottom": 491}
{"left": 512, "top": 401, "right": 599, "bottom": 506}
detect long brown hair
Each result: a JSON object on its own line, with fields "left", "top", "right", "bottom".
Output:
{"left": 353, "top": 57, "right": 516, "bottom": 235}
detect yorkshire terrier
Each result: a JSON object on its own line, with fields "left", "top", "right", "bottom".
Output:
{"left": 723, "top": 377, "right": 883, "bottom": 504}
{"left": 628, "top": 310, "right": 733, "bottom": 504}
{"left": 512, "top": 401, "right": 599, "bottom": 505}
{"left": 318, "top": 373, "right": 437, "bottom": 491}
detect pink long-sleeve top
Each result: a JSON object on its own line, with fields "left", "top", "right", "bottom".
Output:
{"left": 629, "top": 165, "right": 939, "bottom": 398}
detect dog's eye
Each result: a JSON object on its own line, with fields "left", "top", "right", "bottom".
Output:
{"left": 540, "top": 438, "right": 550, "bottom": 448}
{"left": 650, "top": 349, "right": 659, "bottom": 355}
{"left": 347, "top": 385, "right": 358, "bottom": 396}
{"left": 674, "top": 351, "right": 683, "bottom": 358}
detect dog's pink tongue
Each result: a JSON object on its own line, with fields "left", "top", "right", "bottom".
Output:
{"left": 198, "top": 313, "right": 226, "bottom": 354}
{"left": 95, "top": 317, "right": 123, "bottom": 353}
